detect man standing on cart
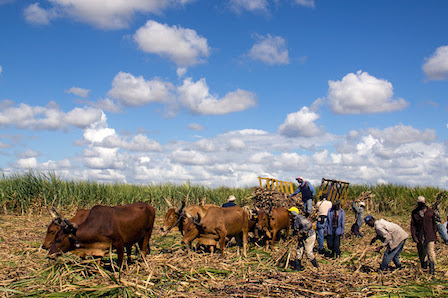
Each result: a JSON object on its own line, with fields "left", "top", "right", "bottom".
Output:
{"left": 289, "top": 176, "right": 315, "bottom": 217}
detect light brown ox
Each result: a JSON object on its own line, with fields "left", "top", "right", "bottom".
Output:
{"left": 161, "top": 197, "right": 217, "bottom": 235}
{"left": 256, "top": 207, "right": 290, "bottom": 249}
{"left": 42, "top": 208, "right": 90, "bottom": 249}
{"left": 181, "top": 206, "right": 249, "bottom": 257}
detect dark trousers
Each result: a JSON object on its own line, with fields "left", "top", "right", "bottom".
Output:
{"left": 326, "top": 229, "right": 341, "bottom": 257}
{"left": 316, "top": 216, "right": 326, "bottom": 250}
{"left": 351, "top": 223, "right": 363, "bottom": 237}
{"left": 380, "top": 240, "right": 406, "bottom": 270}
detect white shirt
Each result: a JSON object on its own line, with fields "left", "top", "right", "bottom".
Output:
{"left": 375, "top": 219, "right": 409, "bottom": 250}
{"left": 316, "top": 199, "right": 332, "bottom": 216}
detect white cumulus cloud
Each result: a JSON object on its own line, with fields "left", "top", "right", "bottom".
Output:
{"left": 16, "top": 157, "right": 38, "bottom": 168}
{"left": 100, "top": 134, "right": 162, "bottom": 152}
{"left": 294, "top": 0, "right": 315, "bottom": 8}
{"left": 108, "top": 72, "right": 174, "bottom": 107}
{"left": 24, "top": 3, "right": 56, "bottom": 25}
{"left": 24, "top": 0, "right": 194, "bottom": 29}
{"left": 327, "top": 70, "right": 409, "bottom": 114}
{"left": 422, "top": 45, "right": 448, "bottom": 80}
{"left": 189, "top": 123, "right": 205, "bottom": 130}
{"left": 0, "top": 101, "right": 103, "bottom": 130}
{"left": 177, "top": 77, "right": 256, "bottom": 115}
{"left": 65, "top": 107, "right": 104, "bottom": 129}
{"left": 278, "top": 106, "right": 323, "bottom": 137}
{"left": 134, "top": 20, "right": 210, "bottom": 67}
{"left": 230, "top": 0, "right": 269, "bottom": 13}
{"left": 368, "top": 124, "right": 437, "bottom": 145}
{"left": 171, "top": 149, "right": 210, "bottom": 165}
{"left": 248, "top": 34, "right": 289, "bottom": 65}
{"left": 65, "top": 87, "right": 90, "bottom": 98}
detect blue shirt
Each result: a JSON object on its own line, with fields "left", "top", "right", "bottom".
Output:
{"left": 351, "top": 202, "right": 364, "bottom": 227}
{"left": 324, "top": 207, "right": 345, "bottom": 236}
{"left": 222, "top": 201, "right": 237, "bottom": 208}
{"left": 290, "top": 180, "right": 316, "bottom": 201}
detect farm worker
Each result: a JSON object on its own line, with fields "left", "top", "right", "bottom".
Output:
{"left": 222, "top": 195, "right": 237, "bottom": 208}
{"left": 324, "top": 199, "right": 345, "bottom": 258}
{"left": 411, "top": 196, "right": 438, "bottom": 275}
{"left": 350, "top": 201, "right": 365, "bottom": 237}
{"left": 365, "top": 215, "right": 408, "bottom": 271}
{"left": 289, "top": 176, "right": 315, "bottom": 217}
{"left": 288, "top": 207, "right": 318, "bottom": 271}
{"left": 432, "top": 201, "right": 448, "bottom": 244}
{"left": 315, "top": 193, "right": 332, "bottom": 254}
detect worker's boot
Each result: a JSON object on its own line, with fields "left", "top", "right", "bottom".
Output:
{"left": 294, "top": 260, "right": 303, "bottom": 271}
{"left": 311, "top": 258, "right": 318, "bottom": 269}
{"left": 429, "top": 263, "right": 435, "bottom": 275}
{"left": 421, "top": 261, "right": 428, "bottom": 270}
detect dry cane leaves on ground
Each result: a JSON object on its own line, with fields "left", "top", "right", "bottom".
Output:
{"left": 1, "top": 206, "right": 448, "bottom": 297}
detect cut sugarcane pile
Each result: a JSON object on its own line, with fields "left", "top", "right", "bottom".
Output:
{"left": 247, "top": 187, "right": 303, "bottom": 211}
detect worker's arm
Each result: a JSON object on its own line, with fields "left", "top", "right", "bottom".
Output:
{"left": 351, "top": 202, "right": 359, "bottom": 213}
{"left": 375, "top": 223, "right": 391, "bottom": 248}
{"left": 369, "top": 234, "right": 383, "bottom": 245}
{"left": 289, "top": 187, "right": 301, "bottom": 198}
{"left": 410, "top": 214, "right": 418, "bottom": 243}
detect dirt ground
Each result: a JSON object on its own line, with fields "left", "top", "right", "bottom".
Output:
{"left": 0, "top": 210, "right": 447, "bottom": 297}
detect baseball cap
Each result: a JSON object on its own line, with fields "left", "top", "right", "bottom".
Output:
{"left": 364, "top": 215, "right": 374, "bottom": 224}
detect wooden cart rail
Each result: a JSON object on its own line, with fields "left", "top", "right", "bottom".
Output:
{"left": 258, "top": 177, "right": 294, "bottom": 194}
{"left": 318, "top": 178, "right": 350, "bottom": 206}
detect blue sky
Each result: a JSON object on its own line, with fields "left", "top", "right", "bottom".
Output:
{"left": 0, "top": 0, "right": 448, "bottom": 188}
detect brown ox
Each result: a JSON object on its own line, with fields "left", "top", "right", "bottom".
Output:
{"left": 256, "top": 207, "right": 290, "bottom": 249}
{"left": 42, "top": 208, "right": 90, "bottom": 249}
{"left": 181, "top": 206, "right": 249, "bottom": 257}
{"left": 161, "top": 197, "right": 217, "bottom": 235}
{"left": 48, "top": 202, "right": 155, "bottom": 266}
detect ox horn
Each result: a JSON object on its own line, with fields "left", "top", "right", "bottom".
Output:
{"left": 162, "top": 196, "right": 173, "bottom": 208}
{"left": 48, "top": 206, "right": 65, "bottom": 223}
{"left": 47, "top": 206, "right": 67, "bottom": 227}
{"left": 47, "top": 206, "right": 59, "bottom": 220}
{"left": 178, "top": 200, "right": 186, "bottom": 213}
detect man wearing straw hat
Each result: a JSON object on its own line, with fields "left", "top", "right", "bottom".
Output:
{"left": 411, "top": 195, "right": 437, "bottom": 275}
{"left": 222, "top": 195, "right": 237, "bottom": 208}
{"left": 365, "top": 215, "right": 408, "bottom": 271}
{"left": 288, "top": 207, "right": 319, "bottom": 271}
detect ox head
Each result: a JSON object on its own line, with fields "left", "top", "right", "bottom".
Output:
{"left": 42, "top": 207, "right": 67, "bottom": 249}
{"left": 256, "top": 209, "right": 269, "bottom": 230}
{"left": 161, "top": 199, "right": 186, "bottom": 232}
{"left": 42, "top": 221, "right": 59, "bottom": 250}
{"left": 47, "top": 208, "right": 80, "bottom": 258}
{"left": 181, "top": 213, "right": 203, "bottom": 246}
